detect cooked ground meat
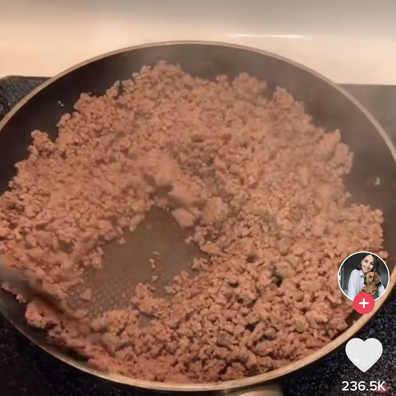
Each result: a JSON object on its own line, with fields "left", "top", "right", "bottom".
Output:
{"left": 0, "top": 63, "right": 387, "bottom": 383}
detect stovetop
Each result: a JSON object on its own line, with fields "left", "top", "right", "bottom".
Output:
{"left": 1, "top": 77, "right": 396, "bottom": 396}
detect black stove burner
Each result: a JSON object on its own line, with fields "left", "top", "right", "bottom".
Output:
{"left": 0, "top": 76, "right": 396, "bottom": 396}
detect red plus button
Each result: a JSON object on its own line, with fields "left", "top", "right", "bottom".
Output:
{"left": 353, "top": 293, "right": 375, "bottom": 314}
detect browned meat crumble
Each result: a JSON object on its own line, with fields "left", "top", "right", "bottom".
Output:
{"left": 0, "top": 63, "right": 387, "bottom": 383}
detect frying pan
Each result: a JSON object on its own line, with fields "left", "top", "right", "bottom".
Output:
{"left": 0, "top": 42, "right": 395, "bottom": 396}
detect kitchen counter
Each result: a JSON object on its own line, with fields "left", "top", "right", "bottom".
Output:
{"left": 2, "top": 0, "right": 396, "bottom": 84}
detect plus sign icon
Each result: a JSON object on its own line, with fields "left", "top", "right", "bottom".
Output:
{"left": 353, "top": 293, "right": 375, "bottom": 314}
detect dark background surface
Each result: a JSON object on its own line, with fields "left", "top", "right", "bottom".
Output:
{"left": 0, "top": 77, "right": 395, "bottom": 396}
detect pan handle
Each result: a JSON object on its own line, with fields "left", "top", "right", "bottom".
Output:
{"left": 226, "top": 384, "right": 283, "bottom": 396}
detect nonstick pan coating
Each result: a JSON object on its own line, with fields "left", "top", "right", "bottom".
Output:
{"left": 0, "top": 42, "right": 395, "bottom": 393}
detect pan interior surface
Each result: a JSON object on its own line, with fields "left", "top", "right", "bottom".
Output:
{"left": 69, "top": 208, "right": 205, "bottom": 317}
{"left": 0, "top": 42, "right": 395, "bottom": 391}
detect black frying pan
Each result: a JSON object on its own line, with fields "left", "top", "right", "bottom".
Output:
{"left": 0, "top": 42, "right": 395, "bottom": 396}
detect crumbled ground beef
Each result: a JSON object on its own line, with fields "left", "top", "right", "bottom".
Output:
{"left": 0, "top": 63, "right": 387, "bottom": 383}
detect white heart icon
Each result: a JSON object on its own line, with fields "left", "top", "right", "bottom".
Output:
{"left": 345, "top": 338, "right": 383, "bottom": 372}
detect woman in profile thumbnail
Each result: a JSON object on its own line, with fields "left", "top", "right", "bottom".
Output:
{"left": 347, "top": 253, "right": 385, "bottom": 300}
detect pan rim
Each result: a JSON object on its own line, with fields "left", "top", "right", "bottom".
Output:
{"left": 0, "top": 40, "right": 395, "bottom": 392}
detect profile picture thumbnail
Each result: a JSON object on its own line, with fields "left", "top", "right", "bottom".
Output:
{"left": 338, "top": 251, "right": 390, "bottom": 301}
